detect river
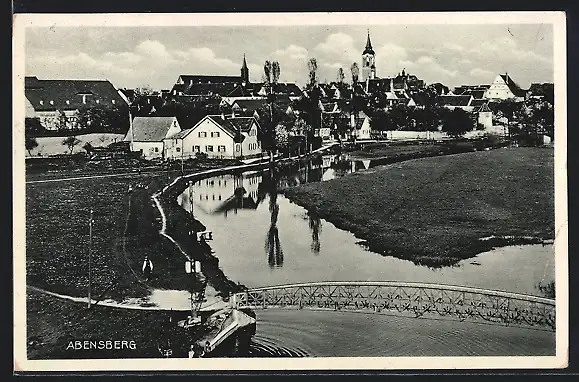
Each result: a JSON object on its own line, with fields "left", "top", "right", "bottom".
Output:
{"left": 176, "top": 154, "right": 555, "bottom": 297}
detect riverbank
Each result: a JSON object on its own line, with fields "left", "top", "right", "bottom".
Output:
{"left": 25, "top": 158, "right": 240, "bottom": 301}
{"left": 283, "top": 147, "right": 554, "bottom": 267}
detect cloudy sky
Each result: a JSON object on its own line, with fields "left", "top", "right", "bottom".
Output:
{"left": 24, "top": 24, "right": 553, "bottom": 90}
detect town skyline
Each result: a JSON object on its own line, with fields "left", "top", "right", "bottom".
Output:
{"left": 25, "top": 24, "right": 553, "bottom": 90}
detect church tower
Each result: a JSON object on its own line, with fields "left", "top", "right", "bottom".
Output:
{"left": 361, "top": 30, "right": 376, "bottom": 82}
{"left": 241, "top": 54, "right": 249, "bottom": 84}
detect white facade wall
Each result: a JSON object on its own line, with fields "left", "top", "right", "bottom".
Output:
{"left": 383, "top": 131, "right": 449, "bottom": 140}
{"left": 36, "top": 110, "right": 79, "bottom": 130}
{"left": 353, "top": 118, "right": 372, "bottom": 140}
{"left": 239, "top": 121, "right": 262, "bottom": 158}
{"left": 478, "top": 111, "right": 493, "bottom": 129}
{"left": 187, "top": 118, "right": 236, "bottom": 159}
{"left": 133, "top": 141, "right": 165, "bottom": 159}
{"left": 484, "top": 75, "right": 519, "bottom": 101}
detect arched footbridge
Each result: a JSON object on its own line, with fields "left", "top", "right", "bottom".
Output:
{"left": 231, "top": 281, "right": 556, "bottom": 331}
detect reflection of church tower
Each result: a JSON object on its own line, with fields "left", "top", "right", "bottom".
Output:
{"left": 241, "top": 54, "right": 250, "bottom": 84}
{"left": 361, "top": 30, "right": 376, "bottom": 82}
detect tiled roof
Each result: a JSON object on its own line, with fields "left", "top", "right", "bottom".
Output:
{"left": 232, "top": 99, "right": 268, "bottom": 111}
{"left": 128, "top": 116, "right": 178, "bottom": 142}
{"left": 178, "top": 75, "right": 241, "bottom": 84}
{"left": 227, "top": 117, "right": 255, "bottom": 133}
{"left": 437, "top": 95, "right": 473, "bottom": 107}
{"left": 470, "top": 99, "right": 487, "bottom": 108}
{"left": 25, "top": 77, "right": 128, "bottom": 112}
{"left": 499, "top": 74, "right": 527, "bottom": 97}
{"left": 476, "top": 102, "right": 492, "bottom": 113}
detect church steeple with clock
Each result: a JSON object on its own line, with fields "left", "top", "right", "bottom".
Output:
{"left": 361, "top": 30, "right": 376, "bottom": 82}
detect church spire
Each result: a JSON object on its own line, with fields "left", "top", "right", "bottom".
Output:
{"left": 241, "top": 54, "right": 249, "bottom": 84}
{"left": 363, "top": 29, "right": 375, "bottom": 55}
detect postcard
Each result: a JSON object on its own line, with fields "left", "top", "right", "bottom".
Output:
{"left": 13, "top": 11, "right": 568, "bottom": 372}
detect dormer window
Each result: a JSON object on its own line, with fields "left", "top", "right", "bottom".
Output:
{"left": 96, "top": 99, "right": 100, "bottom": 104}
{"left": 82, "top": 94, "right": 87, "bottom": 104}
{"left": 50, "top": 100, "right": 54, "bottom": 105}
{"left": 66, "top": 100, "right": 70, "bottom": 105}
{"left": 112, "top": 100, "right": 116, "bottom": 104}
{"left": 39, "top": 100, "right": 43, "bottom": 105}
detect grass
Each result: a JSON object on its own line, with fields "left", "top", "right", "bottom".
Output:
{"left": 283, "top": 147, "right": 554, "bottom": 267}
{"left": 25, "top": 158, "right": 242, "bottom": 301}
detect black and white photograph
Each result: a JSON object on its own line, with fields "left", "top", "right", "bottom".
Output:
{"left": 13, "top": 11, "right": 567, "bottom": 371}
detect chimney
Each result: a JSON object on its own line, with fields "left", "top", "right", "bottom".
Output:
{"left": 231, "top": 110, "right": 235, "bottom": 118}
{"left": 350, "top": 113, "right": 355, "bottom": 128}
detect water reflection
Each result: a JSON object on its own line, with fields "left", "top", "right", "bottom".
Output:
{"left": 265, "top": 169, "right": 284, "bottom": 268}
{"left": 177, "top": 154, "right": 365, "bottom": 218}
{"left": 175, "top": 155, "right": 554, "bottom": 296}
{"left": 308, "top": 212, "right": 322, "bottom": 255}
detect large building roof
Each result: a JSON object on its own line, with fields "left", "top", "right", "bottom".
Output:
{"left": 437, "top": 95, "right": 473, "bottom": 107}
{"left": 178, "top": 75, "right": 241, "bottom": 85}
{"left": 499, "top": 74, "right": 527, "bottom": 97}
{"left": 126, "top": 116, "right": 178, "bottom": 142}
{"left": 25, "top": 76, "right": 128, "bottom": 112}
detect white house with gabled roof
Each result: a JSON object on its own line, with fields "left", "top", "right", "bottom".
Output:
{"left": 123, "top": 116, "right": 181, "bottom": 159}
{"left": 164, "top": 114, "right": 262, "bottom": 160}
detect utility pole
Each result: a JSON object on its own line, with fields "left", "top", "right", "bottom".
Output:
{"left": 181, "top": 139, "right": 184, "bottom": 176}
{"left": 88, "top": 208, "right": 93, "bottom": 309}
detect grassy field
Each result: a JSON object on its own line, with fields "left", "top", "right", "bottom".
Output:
{"left": 283, "top": 147, "right": 554, "bottom": 266}
{"left": 26, "top": 290, "right": 174, "bottom": 359}
{"left": 25, "top": 159, "right": 241, "bottom": 301}
{"left": 27, "top": 133, "right": 126, "bottom": 157}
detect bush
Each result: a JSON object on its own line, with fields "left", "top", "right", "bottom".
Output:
{"left": 195, "top": 152, "right": 208, "bottom": 161}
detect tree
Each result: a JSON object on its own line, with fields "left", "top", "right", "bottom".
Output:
{"left": 134, "top": 85, "right": 154, "bottom": 97}
{"left": 261, "top": 60, "right": 282, "bottom": 159}
{"left": 56, "top": 110, "right": 68, "bottom": 131}
{"left": 442, "top": 108, "right": 475, "bottom": 136}
{"left": 307, "top": 58, "right": 318, "bottom": 86}
{"left": 274, "top": 124, "right": 291, "bottom": 156}
{"left": 25, "top": 136, "right": 38, "bottom": 156}
{"left": 62, "top": 136, "right": 81, "bottom": 154}
{"left": 350, "top": 62, "right": 359, "bottom": 85}
{"left": 337, "top": 67, "right": 345, "bottom": 84}
{"left": 25, "top": 117, "right": 45, "bottom": 136}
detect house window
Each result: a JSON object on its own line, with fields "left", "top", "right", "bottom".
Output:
{"left": 200, "top": 195, "right": 203, "bottom": 201}
{"left": 212, "top": 194, "right": 215, "bottom": 200}
{"left": 235, "top": 144, "right": 241, "bottom": 152}
{"left": 218, "top": 145, "right": 226, "bottom": 152}
{"left": 194, "top": 146, "right": 200, "bottom": 152}
{"left": 211, "top": 132, "right": 220, "bottom": 138}
{"left": 176, "top": 147, "right": 181, "bottom": 153}
{"left": 206, "top": 145, "right": 214, "bottom": 152}
{"left": 218, "top": 195, "right": 222, "bottom": 201}
{"left": 199, "top": 132, "right": 207, "bottom": 138}
{"left": 154, "top": 147, "right": 159, "bottom": 152}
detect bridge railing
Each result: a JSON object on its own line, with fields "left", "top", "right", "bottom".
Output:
{"left": 231, "top": 281, "right": 556, "bottom": 331}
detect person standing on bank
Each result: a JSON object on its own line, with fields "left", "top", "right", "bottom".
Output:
{"left": 142, "top": 256, "right": 154, "bottom": 281}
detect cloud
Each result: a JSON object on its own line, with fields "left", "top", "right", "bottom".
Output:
{"left": 315, "top": 33, "right": 358, "bottom": 62}
{"left": 442, "top": 42, "right": 464, "bottom": 51}
{"left": 470, "top": 68, "right": 494, "bottom": 79}
{"left": 468, "top": 36, "right": 552, "bottom": 64}
{"left": 374, "top": 43, "right": 408, "bottom": 76}
{"left": 135, "top": 40, "right": 173, "bottom": 61}
{"left": 458, "top": 58, "right": 472, "bottom": 66}
{"left": 398, "top": 55, "right": 458, "bottom": 83}
{"left": 273, "top": 45, "right": 309, "bottom": 61}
